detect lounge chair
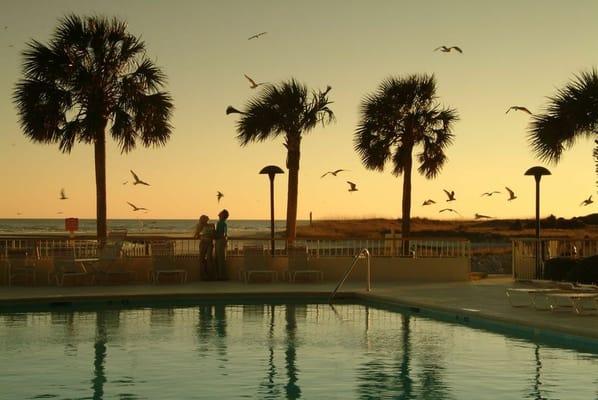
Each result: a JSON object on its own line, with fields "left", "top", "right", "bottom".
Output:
{"left": 285, "top": 246, "right": 322, "bottom": 283}
{"left": 545, "top": 292, "right": 598, "bottom": 314}
{"left": 52, "top": 246, "right": 91, "bottom": 286}
{"left": 240, "top": 245, "right": 276, "bottom": 283}
{"left": 7, "top": 248, "right": 37, "bottom": 286}
{"left": 150, "top": 241, "right": 187, "bottom": 284}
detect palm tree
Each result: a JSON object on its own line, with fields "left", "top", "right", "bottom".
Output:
{"left": 528, "top": 69, "right": 598, "bottom": 187}
{"left": 354, "top": 74, "right": 458, "bottom": 240}
{"left": 226, "top": 79, "right": 334, "bottom": 242}
{"left": 13, "top": 15, "right": 173, "bottom": 244}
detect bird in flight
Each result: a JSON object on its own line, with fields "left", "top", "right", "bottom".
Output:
{"left": 505, "top": 187, "right": 517, "bottom": 201}
{"left": 443, "top": 189, "right": 456, "bottom": 202}
{"left": 422, "top": 199, "right": 436, "bottom": 206}
{"left": 59, "top": 188, "right": 68, "bottom": 200}
{"left": 122, "top": 181, "right": 128, "bottom": 185}
{"left": 130, "top": 170, "right": 150, "bottom": 186}
{"left": 506, "top": 106, "right": 532, "bottom": 115}
{"left": 321, "top": 169, "right": 348, "bottom": 178}
{"left": 347, "top": 181, "right": 358, "bottom": 192}
{"left": 580, "top": 195, "right": 593, "bottom": 206}
{"left": 434, "top": 46, "right": 462, "bottom": 53}
{"left": 217, "top": 191, "right": 224, "bottom": 203}
{"left": 127, "top": 202, "right": 148, "bottom": 211}
{"left": 244, "top": 74, "right": 267, "bottom": 89}
{"left": 475, "top": 213, "right": 492, "bottom": 219}
{"left": 57, "top": 211, "right": 64, "bottom": 215}
{"left": 248, "top": 31, "right": 267, "bottom": 40}
{"left": 481, "top": 191, "right": 501, "bottom": 197}
{"left": 439, "top": 208, "right": 461, "bottom": 216}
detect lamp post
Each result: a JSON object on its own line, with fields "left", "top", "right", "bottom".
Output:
{"left": 524, "top": 166, "right": 551, "bottom": 279}
{"left": 260, "top": 165, "right": 284, "bottom": 256}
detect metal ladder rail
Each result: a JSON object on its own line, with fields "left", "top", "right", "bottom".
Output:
{"left": 328, "top": 248, "right": 371, "bottom": 303}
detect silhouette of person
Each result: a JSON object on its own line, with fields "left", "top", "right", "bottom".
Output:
{"left": 195, "top": 215, "right": 215, "bottom": 280}
{"left": 214, "top": 209, "right": 229, "bottom": 280}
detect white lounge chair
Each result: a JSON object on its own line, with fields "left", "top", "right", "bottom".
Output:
{"left": 285, "top": 246, "right": 322, "bottom": 283}
{"left": 240, "top": 245, "right": 276, "bottom": 283}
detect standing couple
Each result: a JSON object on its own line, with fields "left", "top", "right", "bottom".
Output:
{"left": 195, "top": 209, "right": 229, "bottom": 280}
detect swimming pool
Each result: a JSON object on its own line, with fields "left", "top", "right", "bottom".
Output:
{"left": 1, "top": 301, "right": 597, "bottom": 399}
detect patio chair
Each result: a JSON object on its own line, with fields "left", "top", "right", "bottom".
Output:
{"left": 52, "top": 246, "right": 91, "bottom": 286}
{"left": 87, "top": 236, "right": 133, "bottom": 284}
{"left": 240, "top": 245, "right": 276, "bottom": 283}
{"left": 150, "top": 241, "right": 187, "bottom": 284}
{"left": 285, "top": 246, "right": 322, "bottom": 283}
{"left": 7, "top": 248, "right": 37, "bottom": 286}
{"left": 545, "top": 292, "right": 598, "bottom": 315}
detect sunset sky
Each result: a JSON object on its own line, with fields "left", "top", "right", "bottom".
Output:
{"left": 0, "top": 0, "right": 596, "bottom": 220}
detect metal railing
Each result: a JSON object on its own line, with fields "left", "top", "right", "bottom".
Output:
{"left": 512, "top": 238, "right": 598, "bottom": 280}
{"left": 329, "top": 248, "right": 371, "bottom": 303}
{"left": 0, "top": 236, "right": 471, "bottom": 259}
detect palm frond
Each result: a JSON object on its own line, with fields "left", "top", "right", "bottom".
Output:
{"left": 528, "top": 69, "right": 598, "bottom": 166}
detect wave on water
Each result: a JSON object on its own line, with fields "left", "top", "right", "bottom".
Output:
{"left": 0, "top": 219, "right": 295, "bottom": 236}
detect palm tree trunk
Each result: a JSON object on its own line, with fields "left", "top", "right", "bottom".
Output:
{"left": 94, "top": 129, "right": 107, "bottom": 246}
{"left": 401, "top": 146, "right": 413, "bottom": 253}
{"left": 286, "top": 135, "right": 301, "bottom": 244}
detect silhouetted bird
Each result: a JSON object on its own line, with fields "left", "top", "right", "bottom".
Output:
{"left": 244, "top": 74, "right": 267, "bottom": 89}
{"left": 127, "top": 202, "right": 148, "bottom": 211}
{"left": 422, "top": 199, "right": 436, "bottom": 206}
{"left": 321, "top": 169, "right": 348, "bottom": 178}
{"left": 506, "top": 106, "right": 532, "bottom": 115}
{"left": 248, "top": 31, "right": 267, "bottom": 40}
{"left": 481, "top": 191, "right": 501, "bottom": 197}
{"left": 347, "top": 181, "right": 358, "bottom": 192}
{"left": 217, "top": 191, "right": 224, "bottom": 203}
{"left": 57, "top": 211, "right": 63, "bottom": 215}
{"left": 434, "top": 46, "right": 462, "bottom": 53}
{"left": 443, "top": 189, "right": 456, "bottom": 202}
{"left": 59, "top": 188, "right": 68, "bottom": 200}
{"left": 439, "top": 208, "right": 461, "bottom": 216}
{"left": 130, "top": 170, "right": 150, "bottom": 186}
{"left": 505, "top": 187, "right": 517, "bottom": 201}
{"left": 475, "top": 213, "right": 492, "bottom": 219}
{"left": 580, "top": 195, "right": 593, "bottom": 206}
{"left": 122, "top": 181, "right": 128, "bottom": 185}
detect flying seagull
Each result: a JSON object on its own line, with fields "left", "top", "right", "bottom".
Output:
{"left": 439, "top": 208, "right": 461, "bottom": 216}
{"left": 321, "top": 169, "right": 348, "bottom": 178}
{"left": 248, "top": 31, "right": 267, "bottom": 40}
{"left": 475, "top": 213, "right": 492, "bottom": 219}
{"left": 130, "top": 170, "right": 150, "bottom": 186}
{"left": 59, "top": 188, "right": 68, "bottom": 200}
{"left": 217, "top": 191, "right": 224, "bottom": 203}
{"left": 505, "top": 187, "right": 517, "bottom": 201}
{"left": 580, "top": 195, "right": 593, "bottom": 206}
{"left": 127, "top": 201, "right": 148, "bottom": 211}
{"left": 244, "top": 74, "right": 267, "bottom": 89}
{"left": 434, "top": 46, "right": 462, "bottom": 53}
{"left": 122, "top": 181, "right": 128, "bottom": 185}
{"left": 347, "top": 181, "right": 358, "bottom": 192}
{"left": 481, "top": 191, "right": 501, "bottom": 197}
{"left": 422, "top": 199, "right": 436, "bottom": 206}
{"left": 57, "top": 211, "right": 64, "bottom": 215}
{"left": 443, "top": 189, "right": 456, "bottom": 202}
{"left": 506, "top": 106, "right": 532, "bottom": 115}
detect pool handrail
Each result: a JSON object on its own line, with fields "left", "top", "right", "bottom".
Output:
{"left": 329, "top": 248, "right": 371, "bottom": 303}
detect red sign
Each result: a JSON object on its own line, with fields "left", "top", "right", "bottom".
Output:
{"left": 65, "top": 218, "right": 79, "bottom": 232}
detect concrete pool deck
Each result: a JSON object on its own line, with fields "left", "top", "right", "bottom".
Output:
{"left": 0, "top": 276, "right": 597, "bottom": 342}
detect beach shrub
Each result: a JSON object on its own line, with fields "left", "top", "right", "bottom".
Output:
{"left": 544, "top": 257, "right": 577, "bottom": 281}
{"left": 575, "top": 255, "right": 598, "bottom": 284}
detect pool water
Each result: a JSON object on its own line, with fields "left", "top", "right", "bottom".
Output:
{"left": 1, "top": 302, "right": 597, "bottom": 399}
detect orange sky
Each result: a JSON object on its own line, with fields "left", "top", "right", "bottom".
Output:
{"left": 0, "top": 1, "right": 596, "bottom": 220}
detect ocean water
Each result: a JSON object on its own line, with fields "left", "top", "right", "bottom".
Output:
{"left": 0, "top": 219, "right": 299, "bottom": 237}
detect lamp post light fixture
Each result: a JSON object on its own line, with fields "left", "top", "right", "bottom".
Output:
{"left": 524, "top": 166, "right": 551, "bottom": 279}
{"left": 259, "top": 165, "right": 284, "bottom": 256}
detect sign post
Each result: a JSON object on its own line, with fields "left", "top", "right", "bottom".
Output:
{"left": 65, "top": 218, "right": 79, "bottom": 240}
